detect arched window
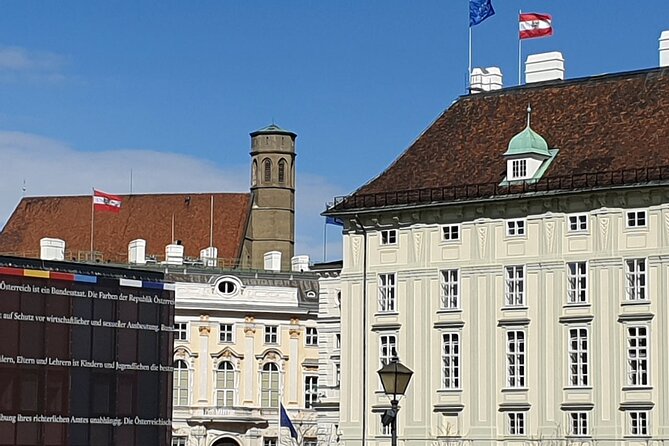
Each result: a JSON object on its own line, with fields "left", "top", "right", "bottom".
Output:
{"left": 216, "top": 361, "right": 235, "bottom": 407}
{"left": 173, "top": 360, "right": 189, "bottom": 406}
{"left": 260, "top": 362, "right": 279, "bottom": 408}
{"left": 252, "top": 160, "right": 258, "bottom": 186}
{"left": 263, "top": 159, "right": 272, "bottom": 183}
{"left": 278, "top": 159, "right": 287, "bottom": 184}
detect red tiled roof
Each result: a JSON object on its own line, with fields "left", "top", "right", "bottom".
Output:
{"left": 0, "top": 193, "right": 251, "bottom": 263}
{"left": 353, "top": 67, "right": 669, "bottom": 200}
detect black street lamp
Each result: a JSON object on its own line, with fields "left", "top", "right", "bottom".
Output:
{"left": 377, "top": 358, "right": 414, "bottom": 446}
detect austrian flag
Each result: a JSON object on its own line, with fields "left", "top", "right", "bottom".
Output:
{"left": 93, "top": 189, "right": 122, "bottom": 213}
{"left": 519, "top": 13, "right": 553, "bottom": 40}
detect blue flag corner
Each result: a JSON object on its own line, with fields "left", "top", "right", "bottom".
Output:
{"left": 469, "top": 0, "right": 495, "bottom": 27}
{"left": 280, "top": 403, "right": 299, "bottom": 440}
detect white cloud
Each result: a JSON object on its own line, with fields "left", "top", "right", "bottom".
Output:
{"left": 0, "top": 45, "right": 67, "bottom": 82}
{"left": 0, "top": 130, "right": 344, "bottom": 261}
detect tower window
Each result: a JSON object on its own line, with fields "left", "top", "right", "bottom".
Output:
{"left": 511, "top": 159, "right": 527, "bottom": 179}
{"left": 278, "top": 159, "right": 287, "bottom": 184}
{"left": 252, "top": 160, "right": 258, "bottom": 186}
{"left": 263, "top": 159, "right": 272, "bottom": 182}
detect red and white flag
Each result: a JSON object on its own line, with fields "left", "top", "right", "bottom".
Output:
{"left": 93, "top": 189, "right": 122, "bottom": 213}
{"left": 519, "top": 13, "right": 553, "bottom": 40}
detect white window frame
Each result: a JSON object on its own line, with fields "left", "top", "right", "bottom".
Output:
{"left": 567, "top": 214, "right": 589, "bottom": 233}
{"left": 511, "top": 159, "right": 528, "bottom": 180}
{"left": 441, "top": 224, "right": 461, "bottom": 242}
{"left": 507, "top": 412, "right": 526, "bottom": 436}
{"left": 378, "top": 273, "right": 397, "bottom": 313}
{"left": 264, "top": 325, "right": 279, "bottom": 344}
{"left": 567, "top": 262, "right": 588, "bottom": 304}
{"left": 440, "top": 269, "right": 460, "bottom": 310}
{"left": 441, "top": 332, "right": 460, "bottom": 390}
{"left": 173, "top": 359, "right": 190, "bottom": 406}
{"left": 304, "top": 440, "right": 318, "bottom": 446}
{"left": 215, "top": 361, "right": 236, "bottom": 407}
{"left": 506, "top": 219, "right": 526, "bottom": 237}
{"left": 626, "top": 210, "right": 648, "bottom": 229}
{"left": 625, "top": 258, "right": 648, "bottom": 302}
{"left": 627, "top": 326, "right": 649, "bottom": 387}
{"left": 504, "top": 266, "right": 525, "bottom": 307}
{"left": 219, "top": 323, "right": 234, "bottom": 343}
{"left": 628, "top": 411, "right": 649, "bottom": 436}
{"left": 174, "top": 322, "right": 188, "bottom": 341}
{"left": 304, "top": 375, "right": 318, "bottom": 409}
{"left": 172, "top": 437, "right": 187, "bottom": 446}
{"left": 334, "top": 362, "right": 341, "bottom": 387}
{"left": 260, "top": 363, "right": 280, "bottom": 408}
{"left": 263, "top": 438, "right": 278, "bottom": 446}
{"left": 568, "top": 327, "right": 589, "bottom": 387}
{"left": 568, "top": 412, "right": 588, "bottom": 437}
{"left": 380, "top": 229, "right": 398, "bottom": 246}
{"left": 335, "top": 333, "right": 341, "bottom": 350}
{"left": 305, "top": 327, "right": 318, "bottom": 346}
{"left": 506, "top": 330, "right": 526, "bottom": 388}
{"left": 379, "top": 334, "right": 398, "bottom": 366}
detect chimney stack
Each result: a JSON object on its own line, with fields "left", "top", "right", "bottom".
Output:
{"left": 660, "top": 31, "right": 669, "bottom": 67}
{"left": 128, "top": 239, "right": 147, "bottom": 265}
{"left": 470, "top": 67, "right": 503, "bottom": 93}
{"left": 165, "top": 243, "right": 184, "bottom": 265}
{"left": 40, "top": 238, "right": 65, "bottom": 261}
{"left": 526, "top": 52, "right": 565, "bottom": 84}
{"left": 291, "top": 255, "right": 310, "bottom": 272}
{"left": 200, "top": 247, "right": 218, "bottom": 267}
{"left": 264, "top": 251, "right": 282, "bottom": 272}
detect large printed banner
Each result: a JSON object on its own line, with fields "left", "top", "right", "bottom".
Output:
{"left": 0, "top": 267, "right": 175, "bottom": 446}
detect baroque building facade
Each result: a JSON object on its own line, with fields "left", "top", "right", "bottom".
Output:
{"left": 325, "top": 63, "right": 669, "bottom": 445}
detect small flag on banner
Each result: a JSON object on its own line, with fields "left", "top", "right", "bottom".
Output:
{"left": 469, "top": 0, "right": 495, "bottom": 27}
{"left": 280, "top": 403, "right": 299, "bottom": 440}
{"left": 93, "top": 189, "right": 122, "bottom": 213}
{"left": 519, "top": 13, "right": 553, "bottom": 40}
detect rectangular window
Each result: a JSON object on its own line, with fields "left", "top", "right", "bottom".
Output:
{"left": 442, "top": 224, "right": 460, "bottom": 241}
{"left": 625, "top": 259, "right": 647, "bottom": 301}
{"left": 568, "top": 412, "right": 588, "bottom": 437}
{"left": 440, "top": 269, "right": 459, "bottom": 310}
{"left": 304, "top": 440, "right": 318, "bottom": 446}
{"left": 174, "top": 322, "right": 188, "bottom": 341}
{"left": 264, "top": 438, "right": 278, "bottom": 446}
{"left": 626, "top": 210, "right": 647, "bottom": 228}
{"left": 506, "top": 330, "right": 526, "bottom": 388}
{"left": 567, "top": 262, "right": 588, "bottom": 304}
{"left": 568, "top": 214, "right": 588, "bottom": 232}
{"left": 506, "top": 219, "right": 526, "bottom": 236}
{"left": 511, "top": 159, "right": 527, "bottom": 179}
{"left": 264, "top": 325, "right": 278, "bottom": 344}
{"left": 219, "top": 323, "right": 234, "bottom": 343}
{"left": 172, "top": 438, "right": 187, "bottom": 446}
{"left": 304, "top": 376, "right": 318, "bottom": 408}
{"left": 629, "top": 411, "right": 649, "bottom": 436}
{"left": 380, "top": 335, "right": 398, "bottom": 366}
{"left": 305, "top": 327, "right": 318, "bottom": 346}
{"left": 378, "top": 273, "right": 397, "bottom": 313}
{"left": 335, "top": 333, "right": 341, "bottom": 349}
{"left": 627, "top": 326, "right": 649, "bottom": 387}
{"left": 568, "top": 328, "right": 589, "bottom": 387}
{"left": 335, "top": 363, "right": 341, "bottom": 386}
{"left": 442, "top": 332, "right": 460, "bottom": 389}
{"left": 508, "top": 412, "right": 526, "bottom": 435}
{"left": 505, "top": 266, "right": 525, "bottom": 307}
{"left": 380, "top": 229, "right": 398, "bottom": 245}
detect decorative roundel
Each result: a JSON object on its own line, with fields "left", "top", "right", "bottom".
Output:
{"left": 215, "top": 276, "right": 242, "bottom": 297}
{"left": 306, "top": 290, "right": 316, "bottom": 298}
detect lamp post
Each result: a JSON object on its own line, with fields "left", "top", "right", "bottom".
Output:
{"left": 377, "top": 358, "right": 414, "bottom": 446}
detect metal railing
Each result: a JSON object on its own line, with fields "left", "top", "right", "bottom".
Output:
{"left": 327, "top": 166, "right": 669, "bottom": 212}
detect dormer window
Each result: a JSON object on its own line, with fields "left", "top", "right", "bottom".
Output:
{"left": 511, "top": 159, "right": 527, "bottom": 179}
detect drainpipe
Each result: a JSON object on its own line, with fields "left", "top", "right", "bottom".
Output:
{"left": 353, "top": 214, "right": 368, "bottom": 446}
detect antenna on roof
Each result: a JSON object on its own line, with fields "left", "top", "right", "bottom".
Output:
{"left": 21, "top": 178, "right": 26, "bottom": 196}
{"left": 526, "top": 104, "right": 532, "bottom": 127}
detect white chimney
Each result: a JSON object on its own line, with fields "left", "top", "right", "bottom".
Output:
{"left": 200, "top": 246, "right": 218, "bottom": 267}
{"left": 526, "top": 52, "right": 565, "bottom": 83}
{"left": 264, "top": 251, "right": 282, "bottom": 272}
{"left": 291, "top": 255, "right": 310, "bottom": 272}
{"left": 660, "top": 31, "right": 669, "bottom": 67}
{"left": 470, "top": 67, "right": 503, "bottom": 93}
{"left": 128, "top": 239, "right": 147, "bottom": 265}
{"left": 165, "top": 243, "right": 184, "bottom": 265}
{"left": 40, "top": 238, "right": 65, "bottom": 261}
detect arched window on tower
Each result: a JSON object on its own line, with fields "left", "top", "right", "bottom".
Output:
{"left": 173, "top": 360, "right": 189, "bottom": 406}
{"left": 252, "top": 160, "right": 258, "bottom": 186}
{"left": 216, "top": 361, "right": 235, "bottom": 407}
{"left": 278, "top": 159, "right": 287, "bottom": 184}
{"left": 263, "top": 159, "right": 272, "bottom": 183}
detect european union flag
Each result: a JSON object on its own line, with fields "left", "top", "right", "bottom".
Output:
{"left": 469, "top": 0, "right": 495, "bottom": 27}
{"left": 325, "top": 216, "right": 344, "bottom": 227}
{"left": 280, "top": 403, "right": 299, "bottom": 440}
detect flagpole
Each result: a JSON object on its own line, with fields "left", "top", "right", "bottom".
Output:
{"left": 278, "top": 387, "right": 282, "bottom": 446}
{"left": 468, "top": 26, "right": 472, "bottom": 87}
{"left": 323, "top": 219, "right": 327, "bottom": 262}
{"left": 90, "top": 188, "right": 95, "bottom": 259}
{"left": 518, "top": 9, "right": 522, "bottom": 85}
{"left": 209, "top": 195, "right": 214, "bottom": 247}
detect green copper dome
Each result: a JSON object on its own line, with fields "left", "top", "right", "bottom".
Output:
{"left": 504, "top": 106, "right": 550, "bottom": 158}
{"left": 250, "top": 123, "right": 297, "bottom": 138}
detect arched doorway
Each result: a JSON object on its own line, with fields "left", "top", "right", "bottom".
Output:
{"left": 211, "top": 437, "right": 241, "bottom": 446}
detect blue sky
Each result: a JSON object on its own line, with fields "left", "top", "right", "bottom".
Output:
{"left": 0, "top": 1, "right": 667, "bottom": 261}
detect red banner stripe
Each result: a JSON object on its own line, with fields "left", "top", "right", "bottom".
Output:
{"left": 520, "top": 28, "right": 553, "bottom": 40}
